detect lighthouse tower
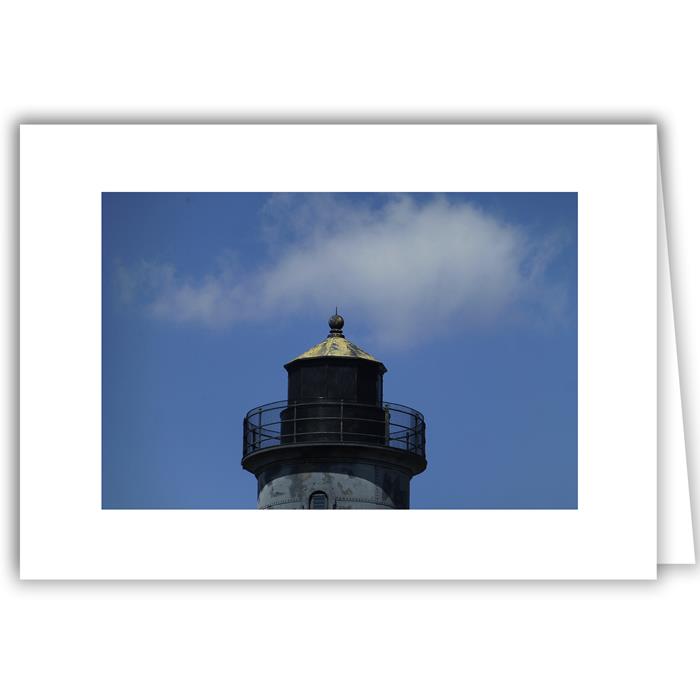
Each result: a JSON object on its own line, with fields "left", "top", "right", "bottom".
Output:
{"left": 241, "top": 313, "right": 427, "bottom": 509}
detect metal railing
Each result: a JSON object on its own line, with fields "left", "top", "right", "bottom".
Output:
{"left": 242, "top": 399, "right": 426, "bottom": 459}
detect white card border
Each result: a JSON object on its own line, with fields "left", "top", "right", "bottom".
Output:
{"left": 20, "top": 124, "right": 657, "bottom": 579}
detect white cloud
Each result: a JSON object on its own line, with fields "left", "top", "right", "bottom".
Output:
{"left": 115, "top": 195, "right": 572, "bottom": 346}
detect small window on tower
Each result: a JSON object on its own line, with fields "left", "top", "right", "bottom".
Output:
{"left": 309, "top": 491, "right": 329, "bottom": 509}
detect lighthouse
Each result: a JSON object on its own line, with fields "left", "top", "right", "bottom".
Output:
{"left": 241, "top": 313, "right": 427, "bottom": 509}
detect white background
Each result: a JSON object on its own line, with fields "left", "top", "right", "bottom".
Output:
{"left": 2, "top": 1, "right": 698, "bottom": 698}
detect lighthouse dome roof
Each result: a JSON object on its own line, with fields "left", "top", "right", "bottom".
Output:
{"left": 287, "top": 313, "right": 383, "bottom": 366}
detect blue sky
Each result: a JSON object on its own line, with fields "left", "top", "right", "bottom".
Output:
{"left": 102, "top": 192, "right": 577, "bottom": 509}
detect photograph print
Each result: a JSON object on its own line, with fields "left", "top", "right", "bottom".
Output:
{"left": 102, "top": 192, "right": 577, "bottom": 510}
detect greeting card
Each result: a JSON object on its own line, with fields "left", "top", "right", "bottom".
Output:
{"left": 20, "top": 124, "right": 689, "bottom": 579}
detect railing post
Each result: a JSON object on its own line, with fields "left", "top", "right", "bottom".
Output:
{"left": 293, "top": 401, "right": 297, "bottom": 444}
{"left": 340, "top": 399, "right": 343, "bottom": 442}
{"left": 257, "top": 407, "right": 262, "bottom": 449}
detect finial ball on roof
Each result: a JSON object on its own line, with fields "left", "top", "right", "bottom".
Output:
{"left": 328, "top": 312, "right": 345, "bottom": 336}
{"left": 329, "top": 313, "right": 344, "bottom": 330}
